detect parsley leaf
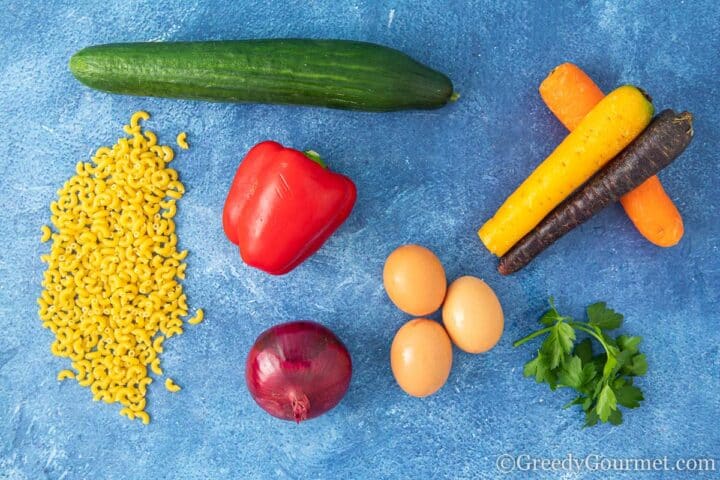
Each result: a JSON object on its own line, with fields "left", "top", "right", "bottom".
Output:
{"left": 523, "top": 355, "right": 540, "bottom": 378}
{"left": 622, "top": 353, "right": 648, "bottom": 376}
{"left": 584, "top": 409, "right": 599, "bottom": 427}
{"left": 587, "top": 302, "right": 623, "bottom": 330}
{"left": 563, "top": 396, "right": 586, "bottom": 409}
{"left": 580, "top": 363, "right": 598, "bottom": 392}
{"left": 523, "top": 353, "right": 557, "bottom": 388}
{"left": 615, "top": 385, "right": 644, "bottom": 408}
{"left": 558, "top": 356, "right": 583, "bottom": 389}
{"left": 541, "top": 322, "right": 575, "bottom": 369}
{"left": 574, "top": 338, "right": 594, "bottom": 364}
{"left": 557, "top": 323, "right": 576, "bottom": 355}
{"left": 608, "top": 409, "right": 623, "bottom": 426}
{"left": 514, "top": 299, "right": 647, "bottom": 428}
{"left": 596, "top": 384, "right": 617, "bottom": 422}
{"left": 617, "top": 335, "right": 642, "bottom": 352}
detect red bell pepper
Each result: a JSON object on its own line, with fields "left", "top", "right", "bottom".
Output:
{"left": 223, "top": 141, "right": 357, "bottom": 275}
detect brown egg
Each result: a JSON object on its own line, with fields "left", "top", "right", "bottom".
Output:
{"left": 442, "top": 276, "right": 504, "bottom": 353}
{"left": 383, "top": 245, "right": 447, "bottom": 316}
{"left": 390, "top": 318, "right": 453, "bottom": 397}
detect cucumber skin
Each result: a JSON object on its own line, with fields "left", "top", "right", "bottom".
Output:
{"left": 69, "top": 39, "right": 454, "bottom": 112}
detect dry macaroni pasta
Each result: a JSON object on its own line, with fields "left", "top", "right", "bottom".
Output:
{"left": 176, "top": 132, "right": 189, "bottom": 150}
{"left": 165, "top": 378, "right": 182, "bottom": 392}
{"left": 188, "top": 308, "right": 204, "bottom": 325}
{"left": 38, "top": 111, "right": 201, "bottom": 424}
{"left": 40, "top": 225, "right": 52, "bottom": 242}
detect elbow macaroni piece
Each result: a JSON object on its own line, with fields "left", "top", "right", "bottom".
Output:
{"left": 188, "top": 308, "right": 204, "bottom": 325}
{"left": 176, "top": 132, "right": 189, "bottom": 150}
{"left": 37, "top": 111, "right": 201, "bottom": 424}
{"left": 150, "top": 357, "right": 163, "bottom": 376}
{"left": 40, "top": 225, "right": 52, "bottom": 242}
{"left": 57, "top": 369, "right": 75, "bottom": 381}
{"left": 136, "top": 411, "right": 151, "bottom": 425}
{"left": 164, "top": 378, "right": 182, "bottom": 392}
{"left": 130, "top": 110, "right": 149, "bottom": 127}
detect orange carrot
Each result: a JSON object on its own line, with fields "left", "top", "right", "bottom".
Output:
{"left": 539, "top": 62, "right": 684, "bottom": 247}
{"left": 539, "top": 63, "right": 604, "bottom": 131}
{"left": 619, "top": 176, "right": 684, "bottom": 247}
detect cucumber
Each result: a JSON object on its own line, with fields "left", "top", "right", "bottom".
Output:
{"left": 69, "top": 39, "right": 455, "bottom": 112}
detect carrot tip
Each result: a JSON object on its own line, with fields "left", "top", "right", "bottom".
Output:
{"left": 497, "top": 262, "right": 510, "bottom": 276}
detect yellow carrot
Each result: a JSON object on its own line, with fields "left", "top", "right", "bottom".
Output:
{"left": 479, "top": 85, "right": 654, "bottom": 256}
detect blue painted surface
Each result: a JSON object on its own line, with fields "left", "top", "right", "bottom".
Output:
{"left": 1, "top": 1, "right": 719, "bottom": 478}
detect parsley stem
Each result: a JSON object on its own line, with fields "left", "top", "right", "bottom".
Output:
{"left": 568, "top": 322, "right": 613, "bottom": 358}
{"left": 512, "top": 326, "right": 553, "bottom": 347}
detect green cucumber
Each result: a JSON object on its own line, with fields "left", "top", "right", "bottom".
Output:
{"left": 69, "top": 39, "right": 455, "bottom": 112}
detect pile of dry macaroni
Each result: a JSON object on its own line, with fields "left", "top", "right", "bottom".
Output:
{"left": 38, "top": 111, "right": 202, "bottom": 424}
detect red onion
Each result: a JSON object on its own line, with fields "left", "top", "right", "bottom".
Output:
{"left": 245, "top": 320, "right": 352, "bottom": 422}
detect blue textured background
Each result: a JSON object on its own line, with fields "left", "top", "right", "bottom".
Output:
{"left": 1, "top": 1, "right": 719, "bottom": 479}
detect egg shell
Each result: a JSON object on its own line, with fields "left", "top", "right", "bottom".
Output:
{"left": 383, "top": 244, "right": 447, "bottom": 316}
{"left": 390, "top": 318, "right": 453, "bottom": 397}
{"left": 442, "top": 276, "right": 504, "bottom": 353}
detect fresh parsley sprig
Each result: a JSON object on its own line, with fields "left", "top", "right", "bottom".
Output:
{"left": 513, "top": 298, "right": 647, "bottom": 427}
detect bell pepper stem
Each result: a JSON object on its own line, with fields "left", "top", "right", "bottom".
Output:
{"left": 304, "top": 150, "right": 327, "bottom": 169}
